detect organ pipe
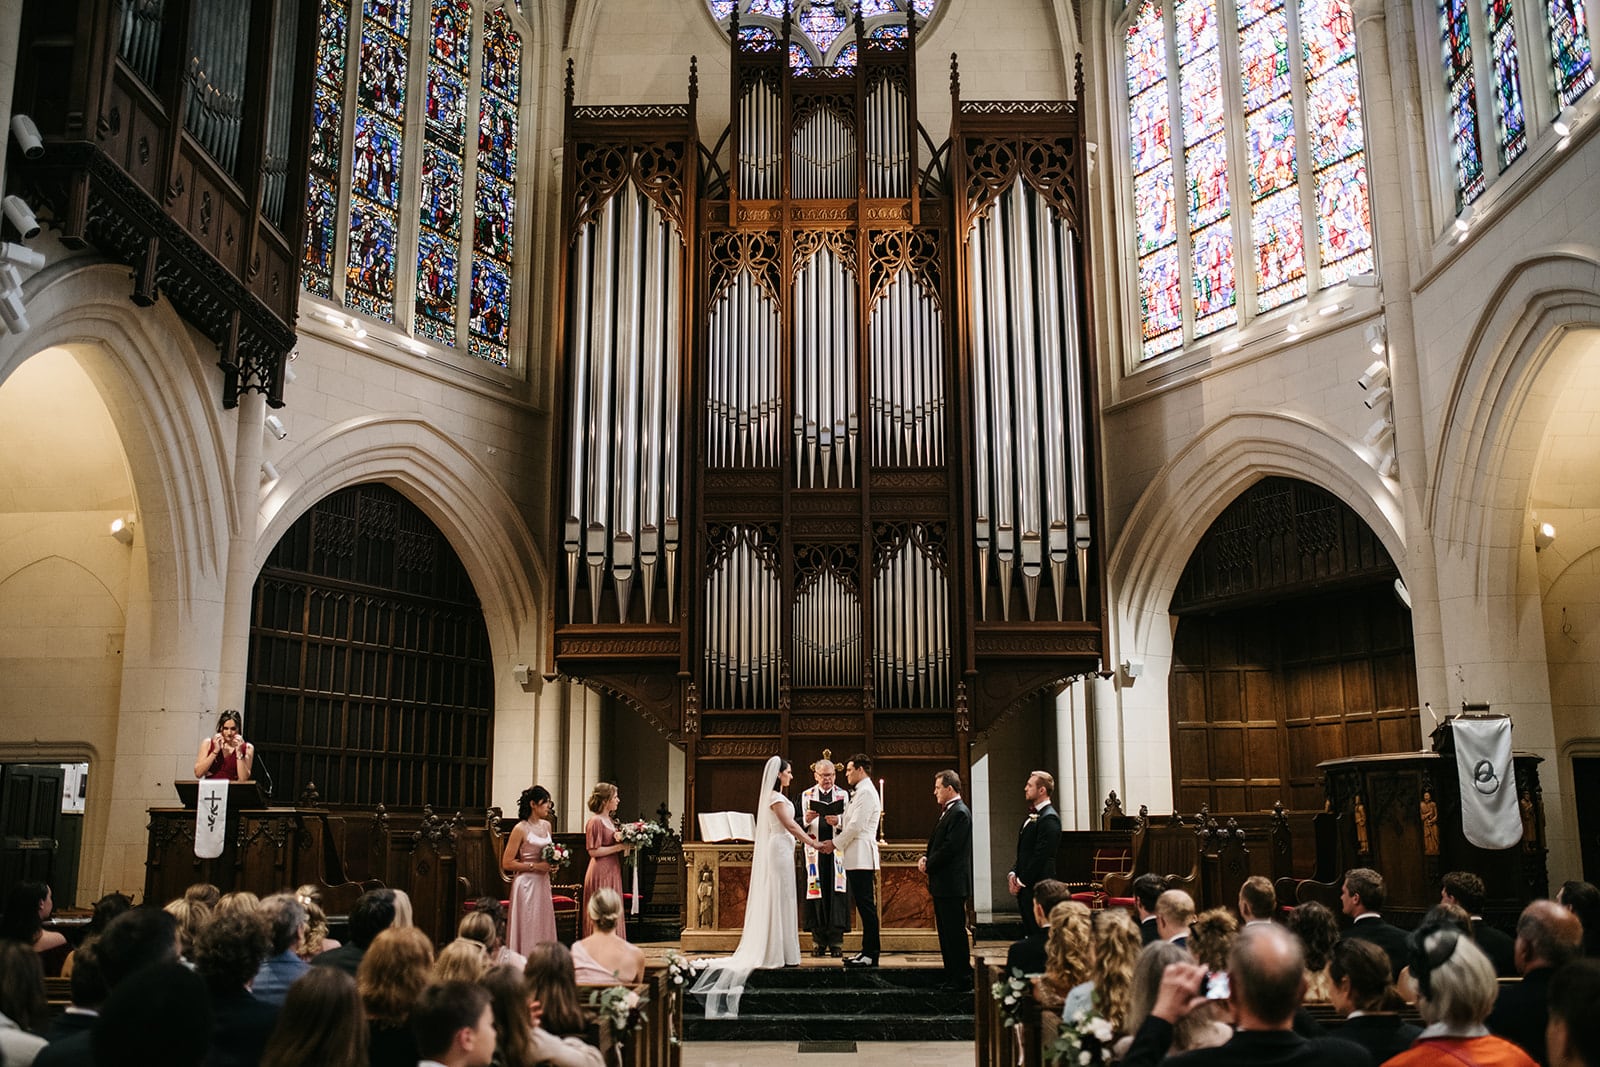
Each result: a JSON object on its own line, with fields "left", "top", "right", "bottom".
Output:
{"left": 707, "top": 271, "right": 781, "bottom": 468}
{"left": 865, "top": 79, "right": 910, "bottom": 198}
{"left": 704, "top": 530, "right": 781, "bottom": 708}
{"left": 870, "top": 269, "right": 944, "bottom": 467}
{"left": 791, "top": 108, "right": 855, "bottom": 199}
{"left": 873, "top": 530, "right": 950, "bottom": 708}
{"left": 792, "top": 247, "right": 857, "bottom": 488}
{"left": 739, "top": 78, "right": 782, "bottom": 199}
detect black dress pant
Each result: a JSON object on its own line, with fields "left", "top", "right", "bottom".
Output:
{"left": 846, "top": 868, "right": 880, "bottom": 960}
{"left": 1017, "top": 885, "right": 1039, "bottom": 938}
{"left": 933, "top": 894, "right": 971, "bottom": 981}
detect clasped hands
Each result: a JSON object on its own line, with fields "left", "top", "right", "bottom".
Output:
{"left": 813, "top": 840, "right": 836, "bottom": 853}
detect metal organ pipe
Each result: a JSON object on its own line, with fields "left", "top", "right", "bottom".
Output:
{"left": 739, "top": 79, "right": 781, "bottom": 199}
{"left": 872, "top": 532, "right": 950, "bottom": 708}
{"left": 866, "top": 81, "right": 909, "bottom": 198}
{"left": 869, "top": 270, "right": 944, "bottom": 469}
{"left": 704, "top": 532, "right": 780, "bottom": 708}
{"left": 793, "top": 248, "right": 858, "bottom": 488}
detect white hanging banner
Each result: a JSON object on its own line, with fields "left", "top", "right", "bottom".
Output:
{"left": 195, "top": 778, "right": 229, "bottom": 859}
{"left": 1453, "top": 717, "right": 1520, "bottom": 851}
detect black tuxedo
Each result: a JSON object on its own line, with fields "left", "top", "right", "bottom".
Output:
{"left": 925, "top": 797, "right": 973, "bottom": 982}
{"left": 1140, "top": 915, "right": 1160, "bottom": 944}
{"left": 1012, "top": 802, "right": 1062, "bottom": 936}
{"left": 1472, "top": 919, "right": 1517, "bottom": 977}
{"left": 1334, "top": 1014, "right": 1421, "bottom": 1063}
{"left": 1005, "top": 933, "right": 1046, "bottom": 975}
{"left": 1340, "top": 915, "right": 1411, "bottom": 981}
{"left": 1123, "top": 1017, "right": 1375, "bottom": 1067}
{"left": 1488, "top": 964, "right": 1553, "bottom": 1064}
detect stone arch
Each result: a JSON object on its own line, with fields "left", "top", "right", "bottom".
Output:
{"left": 1110, "top": 409, "right": 1405, "bottom": 651}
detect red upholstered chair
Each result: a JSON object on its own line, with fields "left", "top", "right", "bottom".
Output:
{"left": 1068, "top": 846, "right": 1134, "bottom": 909}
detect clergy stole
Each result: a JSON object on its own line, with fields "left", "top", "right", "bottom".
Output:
{"left": 195, "top": 778, "right": 228, "bottom": 859}
{"left": 802, "top": 784, "right": 848, "bottom": 898}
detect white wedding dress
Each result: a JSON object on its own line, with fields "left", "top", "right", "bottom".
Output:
{"left": 692, "top": 755, "right": 801, "bottom": 1018}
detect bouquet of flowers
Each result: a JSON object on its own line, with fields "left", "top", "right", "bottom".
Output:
{"left": 1044, "top": 1006, "right": 1117, "bottom": 1066}
{"left": 990, "top": 967, "right": 1033, "bottom": 1029}
{"left": 663, "top": 950, "right": 706, "bottom": 988}
{"left": 615, "top": 819, "right": 665, "bottom": 871}
{"left": 588, "top": 983, "right": 647, "bottom": 1033}
{"left": 541, "top": 842, "right": 571, "bottom": 871}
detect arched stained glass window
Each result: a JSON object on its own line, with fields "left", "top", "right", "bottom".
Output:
{"left": 707, "top": 0, "right": 940, "bottom": 69}
{"left": 300, "top": 0, "right": 526, "bottom": 368}
{"left": 1121, "top": 0, "right": 1373, "bottom": 363}
{"left": 1436, "top": 0, "right": 1594, "bottom": 209}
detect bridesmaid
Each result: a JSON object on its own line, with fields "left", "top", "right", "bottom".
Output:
{"left": 582, "top": 782, "right": 633, "bottom": 939}
{"left": 502, "top": 785, "right": 557, "bottom": 953}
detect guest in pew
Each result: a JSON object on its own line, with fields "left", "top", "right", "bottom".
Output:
{"left": 185, "top": 883, "right": 222, "bottom": 909}
{"left": 1239, "top": 875, "right": 1277, "bottom": 928}
{"left": 459, "top": 908, "right": 525, "bottom": 973}
{"left": 1157, "top": 889, "right": 1196, "bottom": 949}
{"left": 58, "top": 892, "right": 131, "bottom": 980}
{"left": 1557, "top": 881, "right": 1600, "bottom": 959}
{"left": 410, "top": 981, "right": 496, "bottom": 1067}
{"left": 1119, "top": 941, "right": 1229, "bottom": 1059}
{"left": 0, "top": 941, "right": 49, "bottom": 1065}
{"left": 1442, "top": 871, "right": 1518, "bottom": 977}
{"left": 193, "top": 910, "right": 279, "bottom": 1067}
{"left": 1008, "top": 771, "right": 1063, "bottom": 939}
{"left": 1005, "top": 878, "right": 1072, "bottom": 975}
{"left": 357, "top": 926, "right": 434, "bottom": 1067}
{"left": 1034, "top": 899, "right": 1093, "bottom": 1009}
{"left": 391, "top": 888, "right": 415, "bottom": 929}
{"left": 571, "top": 888, "right": 644, "bottom": 986}
{"left": 1339, "top": 868, "right": 1411, "bottom": 982}
{"left": 1133, "top": 873, "right": 1168, "bottom": 945}
{"left": 1326, "top": 939, "right": 1420, "bottom": 1062}
{"left": 259, "top": 966, "right": 367, "bottom": 1067}
{"left": 1386, "top": 920, "right": 1536, "bottom": 1067}
{"left": 313, "top": 887, "right": 397, "bottom": 976}
{"left": 481, "top": 963, "right": 604, "bottom": 1067}
{"left": 583, "top": 782, "right": 633, "bottom": 941}
{"left": 91, "top": 961, "right": 211, "bottom": 1067}
{"left": 521, "top": 943, "right": 594, "bottom": 1046}
{"left": 1121, "top": 923, "right": 1374, "bottom": 1067}
{"left": 503, "top": 786, "right": 559, "bottom": 954}
{"left": 1, "top": 882, "right": 69, "bottom": 978}
{"left": 1487, "top": 900, "right": 1584, "bottom": 1065}
{"left": 214, "top": 891, "right": 261, "bottom": 921}
{"left": 432, "top": 938, "right": 492, "bottom": 985}
{"left": 1288, "top": 902, "right": 1340, "bottom": 1004}
{"left": 1546, "top": 959, "right": 1600, "bottom": 1067}
{"left": 164, "top": 897, "right": 212, "bottom": 963}
{"left": 294, "top": 884, "right": 340, "bottom": 960}
{"left": 1062, "top": 908, "right": 1141, "bottom": 1033}
{"left": 1189, "top": 908, "right": 1239, "bottom": 972}
{"left": 43, "top": 939, "right": 104, "bottom": 1043}
{"left": 1394, "top": 905, "right": 1471, "bottom": 1009}
{"left": 250, "top": 894, "right": 310, "bottom": 1008}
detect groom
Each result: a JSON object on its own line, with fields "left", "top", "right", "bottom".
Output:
{"left": 834, "top": 753, "right": 881, "bottom": 968}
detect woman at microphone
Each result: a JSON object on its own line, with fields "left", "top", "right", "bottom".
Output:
{"left": 195, "top": 710, "right": 255, "bottom": 780}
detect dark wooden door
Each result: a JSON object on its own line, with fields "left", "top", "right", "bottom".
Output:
{"left": 1, "top": 764, "right": 64, "bottom": 891}
{"left": 1574, "top": 756, "right": 1600, "bottom": 884}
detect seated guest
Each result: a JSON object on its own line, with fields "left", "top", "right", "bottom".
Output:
{"left": 409, "top": 981, "right": 496, "bottom": 1067}
{"left": 1034, "top": 900, "right": 1092, "bottom": 1009}
{"left": 1547, "top": 959, "right": 1600, "bottom": 1067}
{"left": 358, "top": 926, "right": 434, "bottom": 1067}
{"left": 1118, "top": 942, "right": 1227, "bottom": 1058}
{"left": 1238, "top": 875, "right": 1276, "bottom": 928}
{"left": 1156, "top": 889, "right": 1195, "bottom": 948}
{"left": 35, "top": 907, "right": 182, "bottom": 1067}
{"left": 1339, "top": 867, "right": 1411, "bottom": 981}
{"left": 294, "top": 885, "right": 340, "bottom": 960}
{"left": 1062, "top": 908, "right": 1141, "bottom": 1032}
{"left": 1121, "top": 923, "right": 1373, "bottom": 1067}
{"left": 1442, "top": 870, "right": 1517, "bottom": 976}
{"left": 1328, "top": 938, "right": 1420, "bottom": 1063}
{"left": 1, "top": 881, "right": 69, "bottom": 977}
{"left": 572, "top": 888, "right": 645, "bottom": 985}
{"left": 44, "top": 939, "right": 105, "bottom": 1042}
{"left": 91, "top": 962, "right": 211, "bottom": 1067}
{"left": 522, "top": 943, "right": 593, "bottom": 1044}
{"left": 1289, "top": 901, "right": 1340, "bottom": 1003}
{"left": 164, "top": 898, "right": 212, "bottom": 963}
{"left": 1188, "top": 908, "right": 1238, "bottom": 971}
{"left": 185, "top": 883, "right": 222, "bottom": 909}
{"left": 1387, "top": 921, "right": 1536, "bottom": 1067}
{"left": 481, "top": 964, "right": 603, "bottom": 1067}
{"left": 431, "top": 938, "right": 491, "bottom": 984}
{"left": 457, "top": 909, "right": 525, "bottom": 974}
{"left": 213, "top": 891, "right": 261, "bottom": 921}
{"left": 59, "top": 892, "right": 131, "bottom": 980}
{"left": 313, "top": 887, "right": 397, "bottom": 976}
{"left": 1558, "top": 881, "right": 1600, "bottom": 958}
{"left": 391, "top": 889, "right": 415, "bottom": 929}
{"left": 250, "top": 894, "right": 310, "bottom": 1008}
{"left": 1487, "top": 900, "right": 1584, "bottom": 1064}
{"left": 259, "top": 967, "right": 367, "bottom": 1067}
{"left": 193, "top": 911, "right": 279, "bottom": 1067}
{"left": 0, "top": 941, "right": 48, "bottom": 1066}
{"left": 1133, "top": 874, "right": 1167, "bottom": 945}
{"left": 1005, "top": 878, "right": 1071, "bottom": 975}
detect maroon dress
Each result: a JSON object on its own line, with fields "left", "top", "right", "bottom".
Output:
{"left": 583, "top": 815, "right": 626, "bottom": 940}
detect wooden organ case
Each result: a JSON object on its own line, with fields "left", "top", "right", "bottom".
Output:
{"left": 550, "top": 16, "right": 1107, "bottom": 841}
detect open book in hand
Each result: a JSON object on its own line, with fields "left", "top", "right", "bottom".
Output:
{"left": 807, "top": 796, "right": 844, "bottom": 818}
{"left": 697, "top": 810, "right": 757, "bottom": 842}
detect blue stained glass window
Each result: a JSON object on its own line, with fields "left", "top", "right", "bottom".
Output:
{"left": 1545, "top": 0, "right": 1595, "bottom": 107}
{"left": 711, "top": 1, "right": 940, "bottom": 70}
{"left": 302, "top": 0, "right": 348, "bottom": 297}
{"left": 470, "top": 9, "right": 520, "bottom": 367}
{"left": 834, "top": 43, "right": 858, "bottom": 69}
{"left": 412, "top": 0, "right": 471, "bottom": 346}
{"left": 1440, "top": 0, "right": 1486, "bottom": 203}
{"left": 1127, "top": 0, "right": 1183, "bottom": 358}
{"left": 304, "top": 176, "right": 338, "bottom": 298}
{"left": 789, "top": 43, "right": 814, "bottom": 70}
{"left": 1485, "top": 0, "right": 1529, "bottom": 166}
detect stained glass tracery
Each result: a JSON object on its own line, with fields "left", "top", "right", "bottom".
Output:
{"left": 1485, "top": 0, "right": 1529, "bottom": 166}
{"left": 1177, "top": 0, "right": 1238, "bottom": 337}
{"left": 414, "top": 0, "right": 471, "bottom": 346}
{"left": 470, "top": 9, "right": 520, "bottom": 367}
{"left": 710, "top": 0, "right": 940, "bottom": 69}
{"left": 1300, "top": 0, "right": 1372, "bottom": 285}
{"left": 345, "top": 0, "right": 410, "bottom": 321}
{"left": 1547, "top": 0, "right": 1595, "bottom": 106}
{"left": 302, "top": 0, "right": 349, "bottom": 298}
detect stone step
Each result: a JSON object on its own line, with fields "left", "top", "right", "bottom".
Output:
{"left": 684, "top": 1011, "right": 974, "bottom": 1042}
{"left": 682, "top": 966, "right": 977, "bottom": 1042}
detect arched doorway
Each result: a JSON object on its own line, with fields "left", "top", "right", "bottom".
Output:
{"left": 1169, "top": 477, "right": 1420, "bottom": 812}
{"left": 246, "top": 483, "right": 494, "bottom": 809}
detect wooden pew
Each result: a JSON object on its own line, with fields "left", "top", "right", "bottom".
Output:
{"left": 580, "top": 965, "right": 680, "bottom": 1067}
{"left": 977, "top": 955, "right": 1045, "bottom": 1067}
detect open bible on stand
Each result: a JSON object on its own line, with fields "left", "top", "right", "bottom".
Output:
{"left": 697, "top": 810, "right": 757, "bottom": 842}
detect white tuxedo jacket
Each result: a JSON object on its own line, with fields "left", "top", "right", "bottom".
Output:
{"left": 833, "top": 779, "right": 881, "bottom": 871}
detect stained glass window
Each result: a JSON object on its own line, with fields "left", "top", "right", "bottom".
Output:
{"left": 1123, "top": 0, "right": 1373, "bottom": 361}
{"left": 1484, "top": 0, "right": 1529, "bottom": 166}
{"left": 1546, "top": 0, "right": 1595, "bottom": 107}
{"left": 343, "top": 0, "right": 410, "bottom": 321}
{"left": 470, "top": 9, "right": 520, "bottom": 367}
{"left": 414, "top": 0, "right": 471, "bottom": 347}
{"left": 710, "top": 0, "right": 940, "bottom": 68}
{"left": 1439, "top": 0, "right": 1486, "bottom": 203}
{"left": 302, "top": 0, "right": 349, "bottom": 298}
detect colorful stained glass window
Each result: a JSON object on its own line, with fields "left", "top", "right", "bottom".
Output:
{"left": 1485, "top": 0, "right": 1529, "bottom": 166}
{"left": 414, "top": 0, "right": 470, "bottom": 347}
{"left": 302, "top": 0, "right": 348, "bottom": 298}
{"left": 1177, "top": 0, "right": 1237, "bottom": 337}
{"left": 789, "top": 43, "right": 814, "bottom": 70}
{"left": 1301, "top": 0, "right": 1372, "bottom": 285}
{"left": 1127, "top": 0, "right": 1182, "bottom": 358}
{"left": 713, "top": 1, "right": 940, "bottom": 69}
{"left": 1546, "top": 0, "right": 1595, "bottom": 107}
{"left": 834, "top": 42, "right": 859, "bottom": 68}
{"left": 1239, "top": 0, "right": 1304, "bottom": 310}
{"left": 1440, "top": 0, "right": 1486, "bottom": 203}
{"left": 470, "top": 9, "right": 519, "bottom": 366}
{"left": 344, "top": 0, "right": 410, "bottom": 322}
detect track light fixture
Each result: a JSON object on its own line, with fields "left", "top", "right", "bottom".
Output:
{"left": 109, "top": 514, "right": 135, "bottom": 545}
{"left": 2, "top": 196, "right": 39, "bottom": 240}
{"left": 1363, "top": 384, "right": 1392, "bottom": 410}
{"left": 1358, "top": 359, "right": 1389, "bottom": 390}
{"left": 260, "top": 460, "right": 280, "bottom": 486}
{"left": 0, "top": 242, "right": 44, "bottom": 271}
{"left": 10, "top": 114, "right": 44, "bottom": 159}
{"left": 263, "top": 414, "right": 288, "bottom": 440}
{"left": 1534, "top": 521, "right": 1556, "bottom": 551}
{"left": 1364, "top": 324, "right": 1386, "bottom": 356}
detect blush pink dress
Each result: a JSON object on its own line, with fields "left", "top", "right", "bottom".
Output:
{"left": 508, "top": 819, "right": 557, "bottom": 953}
{"left": 583, "top": 815, "right": 626, "bottom": 940}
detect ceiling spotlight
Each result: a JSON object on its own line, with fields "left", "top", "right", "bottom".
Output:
{"left": 1364, "top": 323, "right": 1387, "bottom": 355}
{"left": 1358, "top": 358, "right": 1389, "bottom": 390}
{"left": 109, "top": 515, "right": 135, "bottom": 545}
{"left": 1219, "top": 339, "right": 1241, "bottom": 354}
{"left": 1, "top": 195, "right": 39, "bottom": 240}
{"left": 1362, "top": 417, "right": 1393, "bottom": 449}
{"left": 1553, "top": 106, "right": 1577, "bottom": 138}
{"left": 1376, "top": 445, "right": 1398, "bottom": 477}
{"left": 1318, "top": 302, "right": 1343, "bottom": 318}
{"left": 10, "top": 114, "right": 43, "bottom": 160}
{"left": 264, "top": 414, "right": 288, "bottom": 440}
{"left": 1534, "top": 521, "right": 1556, "bottom": 551}
{"left": 1453, "top": 205, "right": 1475, "bottom": 240}
{"left": 1394, "top": 578, "right": 1412, "bottom": 610}
{"left": 260, "top": 460, "right": 280, "bottom": 486}
{"left": 1363, "top": 383, "right": 1392, "bottom": 410}
{"left": 0, "top": 242, "right": 45, "bottom": 272}
{"left": 1286, "top": 318, "right": 1305, "bottom": 336}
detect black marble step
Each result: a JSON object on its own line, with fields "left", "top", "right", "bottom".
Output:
{"left": 682, "top": 966, "right": 976, "bottom": 1042}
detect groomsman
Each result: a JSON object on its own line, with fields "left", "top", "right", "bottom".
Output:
{"left": 920, "top": 769, "right": 973, "bottom": 991}
{"left": 1007, "top": 770, "right": 1062, "bottom": 938}
{"left": 835, "top": 753, "right": 882, "bottom": 967}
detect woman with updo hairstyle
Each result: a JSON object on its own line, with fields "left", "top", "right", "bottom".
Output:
{"left": 357, "top": 926, "right": 435, "bottom": 1067}
{"left": 1328, "top": 938, "right": 1420, "bottom": 1063}
{"left": 259, "top": 966, "right": 367, "bottom": 1067}
{"left": 582, "top": 782, "right": 631, "bottom": 940}
{"left": 1385, "top": 922, "right": 1536, "bottom": 1066}
{"left": 1187, "top": 907, "right": 1239, "bottom": 971}
{"left": 502, "top": 785, "right": 557, "bottom": 954}
{"left": 294, "top": 884, "right": 340, "bottom": 960}
{"left": 430, "top": 937, "right": 490, "bottom": 984}
{"left": 163, "top": 898, "right": 212, "bottom": 962}
{"left": 522, "top": 942, "right": 591, "bottom": 1041}
{"left": 570, "top": 887, "right": 645, "bottom": 985}
{"left": 1288, "top": 899, "right": 1340, "bottom": 1003}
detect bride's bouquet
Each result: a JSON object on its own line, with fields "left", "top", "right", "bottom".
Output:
{"left": 541, "top": 842, "right": 571, "bottom": 872}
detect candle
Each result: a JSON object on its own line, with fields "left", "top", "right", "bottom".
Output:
{"left": 879, "top": 777, "right": 886, "bottom": 841}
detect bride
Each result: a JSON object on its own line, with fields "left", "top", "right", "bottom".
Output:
{"left": 692, "top": 755, "right": 833, "bottom": 1018}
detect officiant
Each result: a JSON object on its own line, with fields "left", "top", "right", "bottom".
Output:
{"left": 801, "top": 751, "right": 850, "bottom": 957}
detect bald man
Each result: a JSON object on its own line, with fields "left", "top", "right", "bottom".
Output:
{"left": 1488, "top": 899, "right": 1585, "bottom": 1064}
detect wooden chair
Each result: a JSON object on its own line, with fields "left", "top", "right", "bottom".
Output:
{"left": 1067, "top": 846, "right": 1134, "bottom": 910}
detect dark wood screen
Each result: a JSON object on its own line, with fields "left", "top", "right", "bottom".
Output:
{"left": 1169, "top": 479, "right": 1419, "bottom": 812}
{"left": 246, "top": 484, "right": 492, "bottom": 809}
